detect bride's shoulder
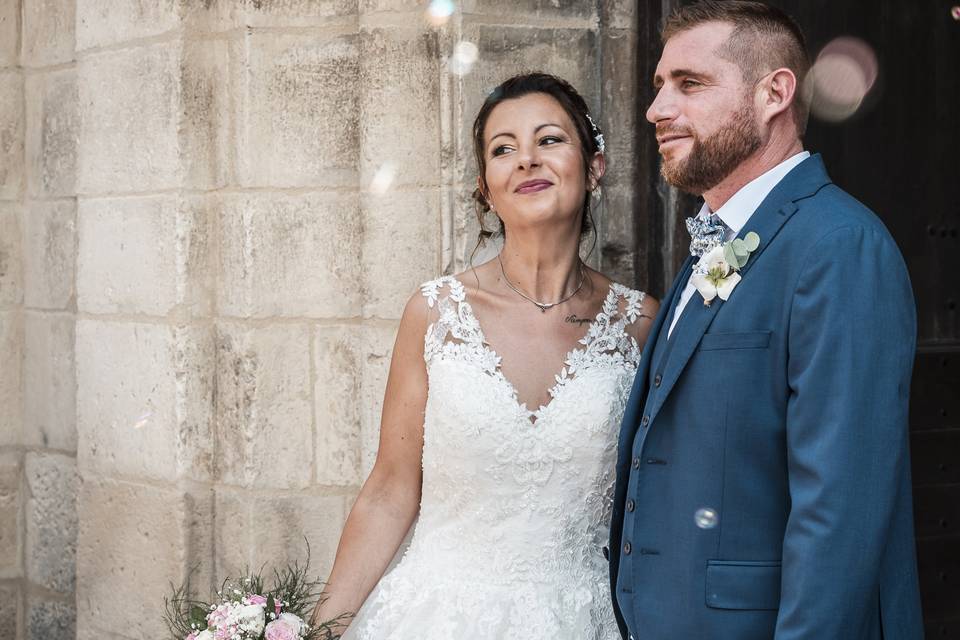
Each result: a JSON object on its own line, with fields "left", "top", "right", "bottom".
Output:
{"left": 415, "top": 273, "right": 470, "bottom": 309}
{"left": 586, "top": 269, "right": 655, "bottom": 311}
{"left": 587, "top": 269, "right": 659, "bottom": 347}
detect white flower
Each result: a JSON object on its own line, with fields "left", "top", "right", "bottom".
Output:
{"left": 691, "top": 245, "right": 742, "bottom": 306}
{"left": 235, "top": 603, "right": 266, "bottom": 635}
{"left": 195, "top": 631, "right": 214, "bottom": 640}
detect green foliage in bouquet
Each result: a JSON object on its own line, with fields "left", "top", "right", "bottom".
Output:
{"left": 163, "top": 541, "right": 351, "bottom": 640}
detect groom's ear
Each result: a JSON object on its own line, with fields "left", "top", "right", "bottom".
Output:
{"left": 757, "top": 67, "right": 798, "bottom": 126}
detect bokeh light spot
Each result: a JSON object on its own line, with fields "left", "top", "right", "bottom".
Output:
{"left": 952, "top": 6, "right": 960, "bottom": 21}
{"left": 449, "top": 41, "right": 479, "bottom": 76}
{"left": 426, "top": 0, "right": 455, "bottom": 27}
{"left": 804, "top": 36, "right": 878, "bottom": 123}
{"left": 133, "top": 411, "right": 152, "bottom": 430}
{"left": 695, "top": 507, "right": 719, "bottom": 529}
{"left": 370, "top": 163, "right": 396, "bottom": 195}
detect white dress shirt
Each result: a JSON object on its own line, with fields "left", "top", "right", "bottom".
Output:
{"left": 667, "top": 151, "right": 810, "bottom": 338}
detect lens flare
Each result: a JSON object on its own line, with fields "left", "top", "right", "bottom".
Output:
{"left": 370, "top": 163, "right": 396, "bottom": 195}
{"left": 449, "top": 41, "right": 479, "bottom": 76}
{"left": 694, "top": 507, "right": 719, "bottom": 529}
{"left": 426, "top": 0, "right": 455, "bottom": 27}
{"left": 133, "top": 411, "right": 152, "bottom": 430}
{"left": 805, "top": 36, "right": 878, "bottom": 123}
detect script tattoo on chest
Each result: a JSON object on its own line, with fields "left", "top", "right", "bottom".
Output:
{"left": 564, "top": 314, "right": 593, "bottom": 326}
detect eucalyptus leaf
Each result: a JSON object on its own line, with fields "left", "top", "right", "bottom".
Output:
{"left": 724, "top": 244, "right": 738, "bottom": 266}
{"left": 732, "top": 238, "right": 746, "bottom": 252}
{"left": 744, "top": 232, "right": 760, "bottom": 251}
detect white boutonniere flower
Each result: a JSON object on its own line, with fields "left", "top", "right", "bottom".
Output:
{"left": 691, "top": 232, "right": 760, "bottom": 306}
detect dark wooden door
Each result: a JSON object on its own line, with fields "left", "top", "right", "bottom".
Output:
{"left": 634, "top": 1, "right": 960, "bottom": 635}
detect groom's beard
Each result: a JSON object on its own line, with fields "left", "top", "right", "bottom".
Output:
{"left": 659, "top": 101, "right": 762, "bottom": 195}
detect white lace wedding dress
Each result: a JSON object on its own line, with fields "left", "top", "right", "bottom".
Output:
{"left": 341, "top": 275, "right": 646, "bottom": 639}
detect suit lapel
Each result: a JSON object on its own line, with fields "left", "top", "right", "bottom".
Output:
{"left": 617, "top": 255, "right": 693, "bottom": 453}
{"left": 645, "top": 154, "right": 831, "bottom": 425}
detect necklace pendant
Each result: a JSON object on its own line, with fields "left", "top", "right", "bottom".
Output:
{"left": 539, "top": 305, "right": 548, "bottom": 313}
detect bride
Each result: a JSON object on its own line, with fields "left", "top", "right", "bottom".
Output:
{"left": 311, "top": 73, "right": 658, "bottom": 638}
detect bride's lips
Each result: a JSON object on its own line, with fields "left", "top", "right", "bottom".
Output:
{"left": 515, "top": 179, "right": 553, "bottom": 194}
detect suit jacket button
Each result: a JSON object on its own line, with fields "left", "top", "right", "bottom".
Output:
{"left": 632, "top": 456, "right": 641, "bottom": 469}
{"left": 623, "top": 541, "right": 632, "bottom": 555}
{"left": 654, "top": 374, "right": 662, "bottom": 387}
{"left": 641, "top": 415, "right": 650, "bottom": 428}
{"left": 626, "top": 499, "right": 635, "bottom": 512}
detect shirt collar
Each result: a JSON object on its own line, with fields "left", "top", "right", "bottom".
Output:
{"left": 697, "top": 151, "right": 811, "bottom": 234}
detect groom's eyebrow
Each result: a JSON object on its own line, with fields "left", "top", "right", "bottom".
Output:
{"left": 654, "top": 68, "right": 712, "bottom": 87}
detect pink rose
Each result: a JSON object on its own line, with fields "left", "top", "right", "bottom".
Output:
{"left": 243, "top": 594, "right": 267, "bottom": 606}
{"left": 264, "top": 619, "right": 298, "bottom": 640}
{"left": 185, "top": 634, "right": 197, "bottom": 640}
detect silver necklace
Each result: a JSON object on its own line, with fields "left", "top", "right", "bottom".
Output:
{"left": 497, "top": 252, "right": 585, "bottom": 313}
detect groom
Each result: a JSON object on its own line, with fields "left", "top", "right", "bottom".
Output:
{"left": 610, "top": 2, "right": 923, "bottom": 638}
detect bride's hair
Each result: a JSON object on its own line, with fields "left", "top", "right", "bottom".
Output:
{"left": 470, "top": 73, "right": 603, "bottom": 248}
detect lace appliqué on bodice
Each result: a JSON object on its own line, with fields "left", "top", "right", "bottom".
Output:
{"left": 341, "top": 276, "right": 647, "bottom": 640}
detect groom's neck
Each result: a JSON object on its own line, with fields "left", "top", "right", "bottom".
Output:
{"left": 703, "top": 136, "right": 805, "bottom": 212}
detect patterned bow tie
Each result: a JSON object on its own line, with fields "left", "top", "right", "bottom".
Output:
{"left": 685, "top": 211, "right": 729, "bottom": 257}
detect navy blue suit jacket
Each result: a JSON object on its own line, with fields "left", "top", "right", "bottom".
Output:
{"left": 610, "top": 155, "right": 923, "bottom": 639}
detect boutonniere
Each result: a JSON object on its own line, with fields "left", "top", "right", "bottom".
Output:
{"left": 691, "top": 232, "right": 760, "bottom": 306}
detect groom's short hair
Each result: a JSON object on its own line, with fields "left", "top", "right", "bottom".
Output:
{"left": 662, "top": 0, "right": 811, "bottom": 135}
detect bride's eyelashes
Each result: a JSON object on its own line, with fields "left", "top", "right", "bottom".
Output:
{"left": 489, "top": 135, "right": 570, "bottom": 158}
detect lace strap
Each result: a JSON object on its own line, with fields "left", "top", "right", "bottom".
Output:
{"left": 419, "top": 275, "right": 465, "bottom": 309}
{"left": 419, "top": 276, "right": 484, "bottom": 365}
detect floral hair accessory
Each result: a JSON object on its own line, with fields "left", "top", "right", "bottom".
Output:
{"left": 585, "top": 114, "right": 605, "bottom": 153}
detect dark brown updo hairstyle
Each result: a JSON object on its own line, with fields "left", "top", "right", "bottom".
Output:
{"left": 471, "top": 73, "right": 605, "bottom": 246}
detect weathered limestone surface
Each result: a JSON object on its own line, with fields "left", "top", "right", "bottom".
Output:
{"left": 77, "top": 43, "right": 183, "bottom": 194}
{"left": 26, "top": 598, "right": 75, "bottom": 640}
{"left": 23, "top": 311, "right": 76, "bottom": 451}
{"left": 0, "top": 1, "right": 19, "bottom": 68}
{"left": 0, "top": 70, "right": 24, "bottom": 201}
{"left": 25, "top": 453, "right": 78, "bottom": 593}
{"left": 0, "top": 312, "right": 23, "bottom": 448}
{"left": 75, "top": 477, "right": 194, "bottom": 637}
{"left": 21, "top": 0, "right": 76, "bottom": 68}
{"left": 214, "top": 488, "right": 350, "bottom": 580}
{"left": 25, "top": 69, "right": 78, "bottom": 199}
{"left": 0, "top": 583, "right": 21, "bottom": 640}
{"left": 74, "top": 0, "right": 180, "bottom": 51}
{"left": 0, "top": 453, "right": 21, "bottom": 580}
{"left": 22, "top": 201, "right": 75, "bottom": 309}
{"left": 215, "top": 322, "right": 314, "bottom": 489}
{"left": 314, "top": 325, "right": 363, "bottom": 487}
{"left": 76, "top": 320, "right": 214, "bottom": 483}
{"left": 0, "top": 203, "right": 22, "bottom": 306}
{"left": 76, "top": 195, "right": 213, "bottom": 316}
{"left": 235, "top": 32, "right": 360, "bottom": 189}
{"left": 217, "top": 192, "right": 362, "bottom": 319}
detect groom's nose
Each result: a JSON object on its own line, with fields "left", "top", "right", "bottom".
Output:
{"left": 647, "top": 87, "right": 677, "bottom": 125}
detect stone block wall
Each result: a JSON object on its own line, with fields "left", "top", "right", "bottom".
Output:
{"left": 0, "top": 1, "right": 641, "bottom": 638}
{"left": 1, "top": 1, "right": 81, "bottom": 639}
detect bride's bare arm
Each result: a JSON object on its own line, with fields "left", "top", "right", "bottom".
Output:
{"left": 311, "top": 292, "right": 430, "bottom": 631}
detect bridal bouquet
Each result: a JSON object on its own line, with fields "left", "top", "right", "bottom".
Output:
{"left": 163, "top": 548, "right": 348, "bottom": 640}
